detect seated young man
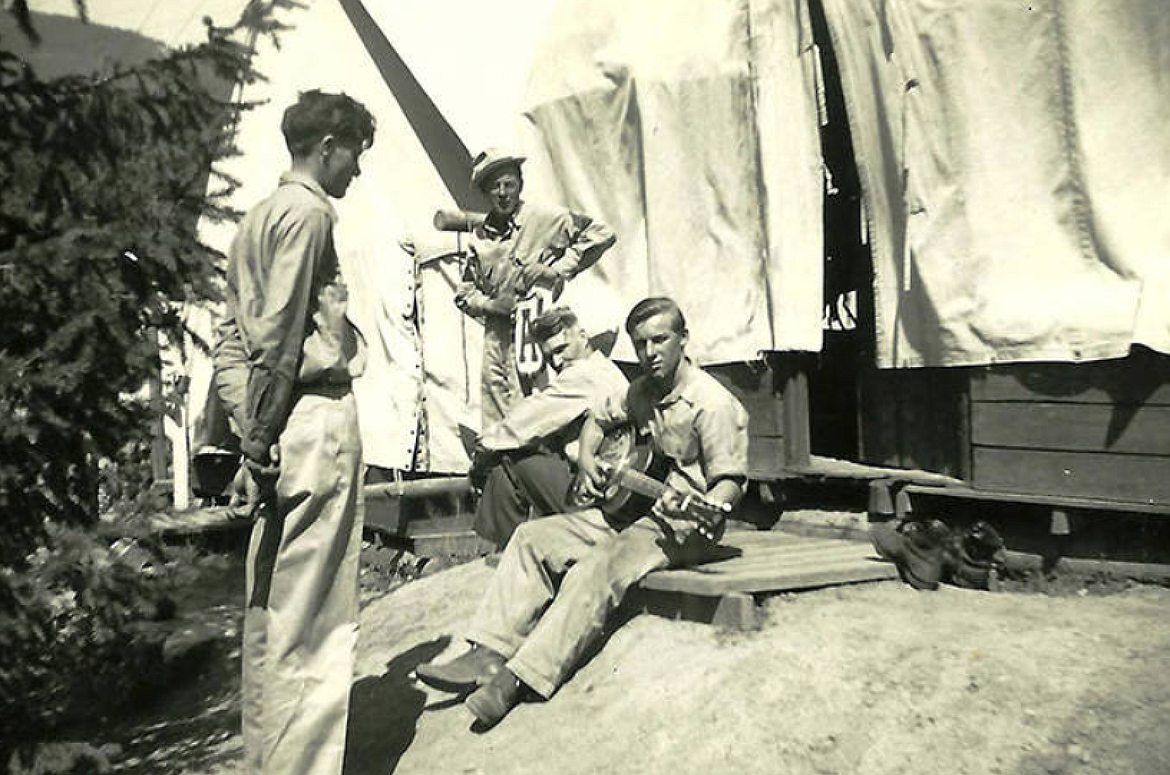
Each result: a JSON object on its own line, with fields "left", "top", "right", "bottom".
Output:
{"left": 471, "top": 306, "right": 629, "bottom": 548}
{"left": 416, "top": 297, "right": 749, "bottom": 730}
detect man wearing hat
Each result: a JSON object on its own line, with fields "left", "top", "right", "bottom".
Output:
{"left": 456, "top": 147, "right": 615, "bottom": 428}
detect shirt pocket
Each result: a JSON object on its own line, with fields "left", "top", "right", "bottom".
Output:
{"left": 654, "top": 407, "right": 700, "bottom": 465}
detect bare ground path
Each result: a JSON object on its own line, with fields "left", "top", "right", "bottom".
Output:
{"left": 94, "top": 519, "right": 1170, "bottom": 775}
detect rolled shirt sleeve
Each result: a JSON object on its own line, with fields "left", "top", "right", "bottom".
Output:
{"left": 212, "top": 314, "right": 250, "bottom": 438}
{"left": 547, "top": 211, "right": 616, "bottom": 279}
{"left": 590, "top": 383, "right": 631, "bottom": 431}
{"left": 693, "top": 390, "right": 750, "bottom": 486}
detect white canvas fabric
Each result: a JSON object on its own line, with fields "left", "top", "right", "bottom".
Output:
{"left": 519, "top": 0, "right": 825, "bottom": 363}
{"left": 188, "top": 0, "right": 435, "bottom": 471}
{"left": 820, "top": 0, "right": 1170, "bottom": 367}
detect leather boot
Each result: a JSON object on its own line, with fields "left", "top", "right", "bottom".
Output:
{"left": 897, "top": 519, "right": 951, "bottom": 591}
{"left": 465, "top": 668, "right": 523, "bottom": 731}
{"left": 948, "top": 521, "right": 1006, "bottom": 590}
{"left": 416, "top": 644, "right": 506, "bottom": 693}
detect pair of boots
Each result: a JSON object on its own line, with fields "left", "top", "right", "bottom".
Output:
{"left": 871, "top": 518, "right": 1005, "bottom": 591}
{"left": 415, "top": 644, "right": 523, "bottom": 730}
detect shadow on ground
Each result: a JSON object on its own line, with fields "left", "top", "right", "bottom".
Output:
{"left": 111, "top": 631, "right": 243, "bottom": 774}
{"left": 342, "top": 637, "right": 450, "bottom": 775}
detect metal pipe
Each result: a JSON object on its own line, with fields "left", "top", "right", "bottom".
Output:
{"left": 365, "top": 476, "right": 472, "bottom": 499}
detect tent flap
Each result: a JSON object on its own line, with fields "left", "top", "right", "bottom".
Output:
{"left": 821, "top": 0, "right": 1170, "bottom": 368}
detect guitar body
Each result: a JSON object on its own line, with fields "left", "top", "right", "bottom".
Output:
{"left": 593, "top": 424, "right": 670, "bottom": 525}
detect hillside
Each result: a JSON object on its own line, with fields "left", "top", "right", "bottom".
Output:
{"left": 89, "top": 523, "right": 1170, "bottom": 775}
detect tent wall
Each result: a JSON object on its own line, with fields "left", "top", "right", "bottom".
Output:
{"left": 520, "top": 0, "right": 824, "bottom": 363}
{"left": 820, "top": 0, "right": 1170, "bottom": 369}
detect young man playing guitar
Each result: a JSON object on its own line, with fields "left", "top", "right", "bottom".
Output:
{"left": 416, "top": 297, "right": 749, "bottom": 730}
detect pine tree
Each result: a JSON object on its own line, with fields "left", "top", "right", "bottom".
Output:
{"left": 0, "top": 2, "right": 284, "bottom": 561}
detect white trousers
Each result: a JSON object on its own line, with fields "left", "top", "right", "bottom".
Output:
{"left": 242, "top": 389, "right": 363, "bottom": 775}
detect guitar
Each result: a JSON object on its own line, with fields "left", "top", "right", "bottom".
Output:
{"left": 575, "top": 425, "right": 731, "bottom": 541}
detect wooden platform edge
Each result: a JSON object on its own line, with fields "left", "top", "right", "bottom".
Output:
{"left": 904, "top": 483, "right": 1170, "bottom": 517}
{"left": 628, "top": 587, "right": 760, "bottom": 631}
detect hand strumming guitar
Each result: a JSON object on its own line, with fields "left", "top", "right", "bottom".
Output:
{"left": 572, "top": 455, "right": 607, "bottom": 505}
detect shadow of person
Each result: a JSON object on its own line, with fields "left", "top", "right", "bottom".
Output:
{"left": 342, "top": 637, "right": 450, "bottom": 775}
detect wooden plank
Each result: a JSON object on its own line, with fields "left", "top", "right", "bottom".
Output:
{"left": 641, "top": 534, "right": 894, "bottom": 596}
{"left": 739, "top": 394, "right": 784, "bottom": 436}
{"left": 782, "top": 357, "right": 812, "bottom": 469}
{"left": 706, "top": 361, "right": 775, "bottom": 396}
{"left": 708, "top": 539, "right": 865, "bottom": 559}
{"left": 642, "top": 557, "right": 897, "bottom": 595}
{"left": 718, "top": 532, "right": 842, "bottom": 548}
{"left": 693, "top": 552, "right": 878, "bottom": 577}
{"left": 972, "top": 447, "right": 1170, "bottom": 505}
{"left": 629, "top": 588, "right": 760, "bottom": 630}
{"left": 747, "top": 435, "right": 785, "bottom": 479}
{"left": 857, "top": 366, "right": 966, "bottom": 477}
{"left": 146, "top": 506, "right": 253, "bottom": 537}
{"left": 971, "top": 356, "right": 1170, "bottom": 405}
{"left": 782, "top": 454, "right": 964, "bottom": 486}
{"left": 972, "top": 402, "right": 1170, "bottom": 455}
{"left": 705, "top": 362, "right": 785, "bottom": 442}
{"left": 1004, "top": 551, "right": 1170, "bottom": 584}
{"left": 904, "top": 483, "right": 1170, "bottom": 516}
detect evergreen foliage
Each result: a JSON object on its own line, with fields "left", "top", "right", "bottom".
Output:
{"left": 0, "top": 2, "right": 284, "bottom": 563}
{"left": 0, "top": 2, "right": 292, "bottom": 762}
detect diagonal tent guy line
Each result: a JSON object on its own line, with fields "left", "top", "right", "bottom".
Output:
{"left": 337, "top": 0, "right": 488, "bottom": 213}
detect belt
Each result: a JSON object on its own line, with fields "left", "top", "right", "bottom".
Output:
{"left": 294, "top": 381, "right": 352, "bottom": 399}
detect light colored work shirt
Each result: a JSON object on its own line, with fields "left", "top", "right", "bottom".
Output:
{"left": 481, "top": 350, "right": 629, "bottom": 455}
{"left": 214, "top": 171, "right": 363, "bottom": 462}
{"left": 456, "top": 200, "right": 615, "bottom": 318}
{"left": 594, "top": 358, "right": 749, "bottom": 497}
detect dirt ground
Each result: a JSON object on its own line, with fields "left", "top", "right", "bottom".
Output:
{"left": 94, "top": 512, "right": 1170, "bottom": 775}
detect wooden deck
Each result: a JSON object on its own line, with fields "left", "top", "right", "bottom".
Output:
{"left": 633, "top": 530, "right": 898, "bottom": 630}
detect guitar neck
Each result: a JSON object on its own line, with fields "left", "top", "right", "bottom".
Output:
{"left": 613, "top": 466, "right": 670, "bottom": 502}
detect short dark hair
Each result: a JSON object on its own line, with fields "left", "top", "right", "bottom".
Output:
{"left": 529, "top": 306, "right": 579, "bottom": 343}
{"left": 625, "top": 297, "right": 686, "bottom": 337}
{"left": 281, "top": 90, "right": 376, "bottom": 158}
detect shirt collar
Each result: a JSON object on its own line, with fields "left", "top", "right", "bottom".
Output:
{"left": 653, "top": 358, "right": 696, "bottom": 407}
{"left": 482, "top": 201, "right": 526, "bottom": 237}
{"left": 279, "top": 170, "right": 337, "bottom": 220}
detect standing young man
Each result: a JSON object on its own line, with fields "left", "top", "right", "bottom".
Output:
{"left": 213, "top": 90, "right": 375, "bottom": 775}
{"left": 416, "top": 297, "right": 749, "bottom": 730}
{"left": 455, "top": 147, "right": 615, "bottom": 427}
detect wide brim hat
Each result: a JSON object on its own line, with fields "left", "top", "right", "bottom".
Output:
{"left": 471, "top": 147, "right": 526, "bottom": 189}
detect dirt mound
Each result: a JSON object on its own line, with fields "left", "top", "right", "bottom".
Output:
{"left": 346, "top": 558, "right": 1170, "bottom": 775}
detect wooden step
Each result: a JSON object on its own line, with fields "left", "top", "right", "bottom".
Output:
{"left": 641, "top": 531, "right": 896, "bottom": 596}
{"left": 632, "top": 531, "right": 897, "bottom": 629}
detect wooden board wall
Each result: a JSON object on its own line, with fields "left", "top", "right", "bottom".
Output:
{"left": 968, "top": 351, "right": 1170, "bottom": 506}
{"left": 857, "top": 366, "right": 968, "bottom": 479}
{"left": 706, "top": 360, "right": 787, "bottom": 479}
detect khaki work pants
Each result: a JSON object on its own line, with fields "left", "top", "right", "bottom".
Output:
{"left": 465, "top": 507, "right": 710, "bottom": 698}
{"left": 242, "top": 389, "right": 363, "bottom": 775}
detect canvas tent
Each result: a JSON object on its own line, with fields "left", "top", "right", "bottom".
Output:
{"left": 11, "top": 0, "right": 1169, "bottom": 509}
